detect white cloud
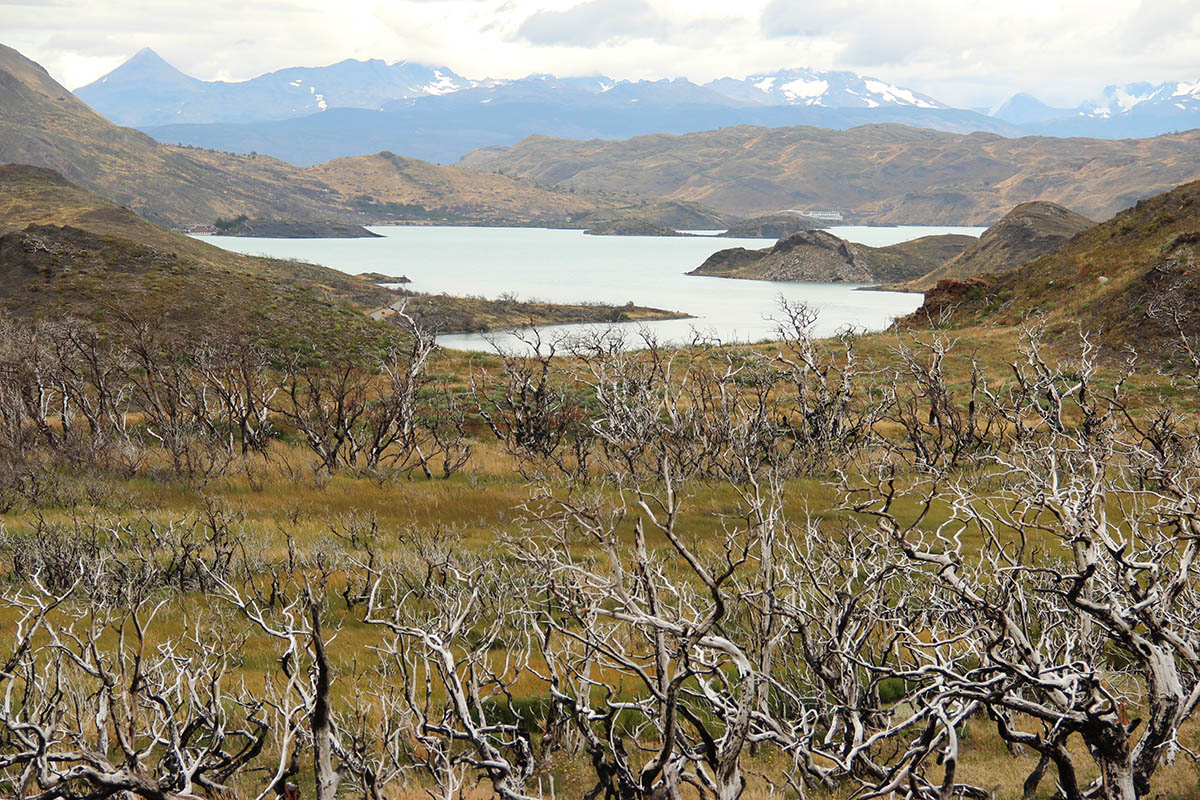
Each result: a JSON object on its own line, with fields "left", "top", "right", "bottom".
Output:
{"left": 2, "top": 0, "right": 1198, "bottom": 108}
{"left": 515, "top": 0, "right": 669, "bottom": 46}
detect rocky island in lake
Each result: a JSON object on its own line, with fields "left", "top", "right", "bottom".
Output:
{"left": 689, "top": 229, "right": 975, "bottom": 284}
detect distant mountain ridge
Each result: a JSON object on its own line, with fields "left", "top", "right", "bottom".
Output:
{"left": 78, "top": 51, "right": 961, "bottom": 129}
{"left": 77, "top": 50, "right": 1023, "bottom": 164}
{"left": 72, "top": 50, "right": 1200, "bottom": 166}
{"left": 706, "top": 68, "right": 948, "bottom": 109}
{"left": 990, "top": 79, "right": 1200, "bottom": 137}
{"left": 76, "top": 48, "right": 472, "bottom": 126}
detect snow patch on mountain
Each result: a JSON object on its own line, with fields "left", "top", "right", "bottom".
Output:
{"left": 780, "top": 78, "right": 828, "bottom": 102}
{"left": 864, "top": 80, "right": 936, "bottom": 109}
{"left": 1173, "top": 80, "right": 1200, "bottom": 97}
{"left": 423, "top": 70, "right": 461, "bottom": 96}
{"left": 704, "top": 68, "right": 947, "bottom": 110}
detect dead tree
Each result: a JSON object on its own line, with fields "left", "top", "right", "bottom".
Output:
{"left": 210, "top": 545, "right": 348, "bottom": 800}
{"left": 771, "top": 300, "right": 880, "bottom": 469}
{"left": 363, "top": 536, "right": 542, "bottom": 800}
{"left": 474, "top": 329, "right": 593, "bottom": 479}
{"left": 0, "top": 583, "right": 269, "bottom": 800}
{"left": 883, "top": 331, "right": 998, "bottom": 471}
{"left": 850, "top": 331, "right": 1200, "bottom": 800}
{"left": 192, "top": 332, "right": 278, "bottom": 455}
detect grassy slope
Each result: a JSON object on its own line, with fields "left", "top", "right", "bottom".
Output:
{"left": 909, "top": 200, "right": 1094, "bottom": 289}
{"left": 0, "top": 165, "right": 687, "bottom": 335}
{"left": 0, "top": 164, "right": 398, "bottom": 313}
{"left": 904, "top": 178, "right": 1200, "bottom": 353}
{"left": 459, "top": 124, "right": 1200, "bottom": 224}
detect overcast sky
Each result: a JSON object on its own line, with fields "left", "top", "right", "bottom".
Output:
{"left": 4, "top": 0, "right": 1198, "bottom": 107}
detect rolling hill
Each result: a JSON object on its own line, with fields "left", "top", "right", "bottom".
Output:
{"left": 907, "top": 201, "right": 1094, "bottom": 289}
{"left": 689, "top": 230, "right": 975, "bottom": 284}
{"left": 459, "top": 125, "right": 1200, "bottom": 225}
{"left": 0, "top": 43, "right": 649, "bottom": 229}
{"left": 904, "top": 178, "right": 1200, "bottom": 351}
{"left": 0, "top": 163, "right": 402, "bottom": 354}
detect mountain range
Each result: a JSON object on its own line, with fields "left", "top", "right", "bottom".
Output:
{"left": 71, "top": 50, "right": 1200, "bottom": 165}
{"left": 7, "top": 39, "right": 1200, "bottom": 234}
{"left": 75, "top": 48, "right": 473, "bottom": 126}
{"left": 989, "top": 81, "right": 1200, "bottom": 137}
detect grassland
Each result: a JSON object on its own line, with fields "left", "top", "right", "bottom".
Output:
{"left": 3, "top": 323, "right": 1200, "bottom": 799}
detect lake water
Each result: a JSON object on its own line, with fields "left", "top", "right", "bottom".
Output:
{"left": 206, "top": 225, "right": 984, "bottom": 351}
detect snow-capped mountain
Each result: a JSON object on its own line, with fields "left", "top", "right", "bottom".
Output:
{"left": 988, "top": 79, "right": 1200, "bottom": 138}
{"left": 78, "top": 51, "right": 957, "bottom": 129}
{"left": 79, "top": 49, "right": 1200, "bottom": 165}
{"left": 704, "top": 68, "right": 948, "bottom": 109}
{"left": 1079, "top": 80, "right": 1200, "bottom": 118}
{"left": 75, "top": 48, "right": 471, "bottom": 126}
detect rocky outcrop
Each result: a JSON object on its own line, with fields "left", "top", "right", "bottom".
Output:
{"left": 214, "top": 218, "right": 382, "bottom": 238}
{"left": 690, "top": 230, "right": 974, "bottom": 284}
{"left": 898, "top": 278, "right": 992, "bottom": 325}
{"left": 718, "top": 214, "right": 826, "bottom": 238}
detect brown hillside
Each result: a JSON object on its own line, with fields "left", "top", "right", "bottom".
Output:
{"left": 0, "top": 44, "right": 658, "bottom": 228}
{"left": 902, "top": 179, "right": 1200, "bottom": 351}
{"left": 0, "top": 164, "right": 397, "bottom": 317}
{"left": 460, "top": 125, "right": 1200, "bottom": 225}
{"left": 908, "top": 201, "right": 1093, "bottom": 289}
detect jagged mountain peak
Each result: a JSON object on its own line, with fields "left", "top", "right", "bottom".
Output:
{"left": 1079, "top": 79, "right": 1200, "bottom": 118}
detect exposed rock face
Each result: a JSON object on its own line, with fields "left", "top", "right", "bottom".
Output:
{"left": 718, "top": 214, "right": 826, "bottom": 238}
{"left": 214, "top": 218, "right": 382, "bottom": 238}
{"left": 901, "top": 278, "right": 992, "bottom": 325}
{"left": 692, "top": 230, "right": 874, "bottom": 282}
{"left": 690, "top": 230, "right": 975, "bottom": 284}
{"left": 911, "top": 201, "right": 1093, "bottom": 288}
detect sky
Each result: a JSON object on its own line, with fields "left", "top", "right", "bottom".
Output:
{"left": 3, "top": 0, "right": 1199, "bottom": 108}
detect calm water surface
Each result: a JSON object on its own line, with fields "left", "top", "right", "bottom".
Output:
{"left": 206, "top": 225, "right": 984, "bottom": 351}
